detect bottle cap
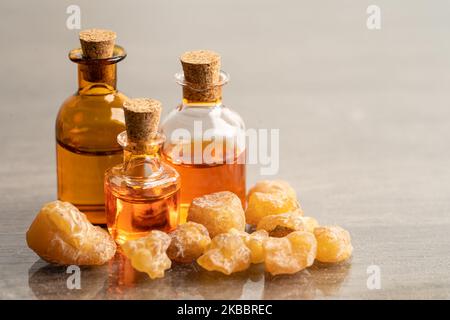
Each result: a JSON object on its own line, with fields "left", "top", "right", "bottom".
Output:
{"left": 123, "top": 98, "right": 162, "bottom": 143}
{"left": 180, "top": 50, "right": 222, "bottom": 102}
{"left": 180, "top": 50, "right": 221, "bottom": 88}
{"left": 79, "top": 29, "right": 116, "bottom": 59}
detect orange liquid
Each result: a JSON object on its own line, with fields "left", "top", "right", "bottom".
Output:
{"left": 163, "top": 146, "right": 246, "bottom": 222}
{"left": 105, "top": 183, "right": 180, "bottom": 244}
{"left": 56, "top": 140, "right": 123, "bottom": 224}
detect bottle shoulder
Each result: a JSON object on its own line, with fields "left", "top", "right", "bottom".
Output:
{"left": 105, "top": 161, "right": 180, "bottom": 199}
{"left": 106, "top": 162, "right": 179, "bottom": 181}
{"left": 56, "top": 91, "right": 127, "bottom": 151}
{"left": 57, "top": 91, "right": 127, "bottom": 115}
{"left": 161, "top": 104, "right": 245, "bottom": 138}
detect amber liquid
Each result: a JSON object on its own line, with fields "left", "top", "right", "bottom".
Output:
{"left": 56, "top": 140, "right": 123, "bottom": 224}
{"left": 105, "top": 183, "right": 180, "bottom": 245}
{"left": 163, "top": 147, "right": 246, "bottom": 222}
{"left": 56, "top": 56, "right": 127, "bottom": 225}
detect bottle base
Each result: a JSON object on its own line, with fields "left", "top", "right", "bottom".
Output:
{"left": 72, "top": 203, "right": 106, "bottom": 225}
{"left": 108, "top": 228, "right": 153, "bottom": 245}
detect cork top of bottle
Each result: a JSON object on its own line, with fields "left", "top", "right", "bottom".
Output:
{"left": 123, "top": 98, "right": 162, "bottom": 143}
{"left": 79, "top": 28, "right": 117, "bottom": 59}
{"left": 180, "top": 50, "right": 221, "bottom": 88}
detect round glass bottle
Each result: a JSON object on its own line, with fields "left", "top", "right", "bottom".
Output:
{"left": 160, "top": 51, "right": 246, "bottom": 222}
{"left": 105, "top": 132, "right": 181, "bottom": 244}
{"left": 104, "top": 98, "right": 180, "bottom": 243}
{"left": 55, "top": 44, "right": 127, "bottom": 225}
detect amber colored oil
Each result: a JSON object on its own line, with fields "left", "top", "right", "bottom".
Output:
{"left": 107, "top": 251, "right": 138, "bottom": 290}
{"left": 162, "top": 143, "right": 246, "bottom": 222}
{"left": 55, "top": 91, "right": 126, "bottom": 225}
{"left": 105, "top": 185, "right": 180, "bottom": 245}
{"left": 56, "top": 141, "right": 122, "bottom": 223}
{"left": 56, "top": 57, "right": 127, "bottom": 225}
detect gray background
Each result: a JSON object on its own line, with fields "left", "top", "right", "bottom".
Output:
{"left": 1, "top": 0, "right": 449, "bottom": 299}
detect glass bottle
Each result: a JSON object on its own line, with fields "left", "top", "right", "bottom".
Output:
{"left": 55, "top": 29, "right": 127, "bottom": 225}
{"left": 105, "top": 98, "right": 181, "bottom": 244}
{"left": 161, "top": 50, "right": 246, "bottom": 222}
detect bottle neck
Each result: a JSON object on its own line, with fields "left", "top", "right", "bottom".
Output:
{"left": 176, "top": 70, "right": 229, "bottom": 106}
{"left": 122, "top": 142, "right": 163, "bottom": 178}
{"left": 77, "top": 64, "right": 117, "bottom": 95}
{"left": 181, "top": 97, "right": 222, "bottom": 108}
{"left": 69, "top": 45, "right": 126, "bottom": 95}
{"left": 182, "top": 86, "right": 222, "bottom": 105}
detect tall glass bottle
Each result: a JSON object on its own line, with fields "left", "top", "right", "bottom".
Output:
{"left": 55, "top": 29, "right": 127, "bottom": 225}
{"left": 161, "top": 50, "right": 246, "bottom": 222}
{"left": 105, "top": 98, "right": 181, "bottom": 244}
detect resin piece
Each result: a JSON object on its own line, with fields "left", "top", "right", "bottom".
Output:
{"left": 121, "top": 230, "right": 172, "bottom": 279}
{"left": 167, "top": 222, "right": 211, "bottom": 263}
{"left": 256, "top": 211, "right": 306, "bottom": 237}
{"left": 301, "top": 216, "right": 319, "bottom": 233}
{"left": 248, "top": 180, "right": 297, "bottom": 201}
{"left": 264, "top": 231, "right": 317, "bottom": 276}
{"left": 314, "top": 226, "right": 353, "bottom": 263}
{"left": 197, "top": 232, "right": 251, "bottom": 275}
{"left": 244, "top": 230, "right": 269, "bottom": 264}
{"left": 187, "top": 191, "right": 246, "bottom": 238}
{"left": 229, "top": 229, "right": 269, "bottom": 264}
{"left": 245, "top": 191, "right": 301, "bottom": 226}
{"left": 26, "top": 201, "right": 116, "bottom": 265}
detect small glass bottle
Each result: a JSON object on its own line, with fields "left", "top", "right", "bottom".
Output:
{"left": 161, "top": 50, "right": 246, "bottom": 222}
{"left": 105, "top": 98, "right": 181, "bottom": 244}
{"left": 56, "top": 29, "right": 127, "bottom": 225}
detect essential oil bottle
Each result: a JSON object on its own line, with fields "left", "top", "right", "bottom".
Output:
{"left": 161, "top": 50, "right": 246, "bottom": 222}
{"left": 55, "top": 29, "right": 127, "bottom": 224}
{"left": 105, "top": 98, "right": 181, "bottom": 244}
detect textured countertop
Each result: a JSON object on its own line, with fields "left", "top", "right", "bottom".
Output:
{"left": 1, "top": 0, "right": 449, "bottom": 299}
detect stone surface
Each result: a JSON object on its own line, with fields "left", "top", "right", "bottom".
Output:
{"left": 0, "top": 0, "right": 450, "bottom": 299}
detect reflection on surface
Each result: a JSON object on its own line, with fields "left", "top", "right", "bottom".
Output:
{"left": 28, "top": 252, "right": 351, "bottom": 299}
{"left": 28, "top": 260, "right": 108, "bottom": 299}
{"left": 263, "top": 260, "right": 352, "bottom": 299}
{"left": 174, "top": 264, "right": 264, "bottom": 300}
{"left": 102, "top": 251, "right": 263, "bottom": 299}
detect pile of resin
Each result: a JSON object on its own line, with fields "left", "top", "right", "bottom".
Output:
{"left": 26, "top": 180, "right": 353, "bottom": 279}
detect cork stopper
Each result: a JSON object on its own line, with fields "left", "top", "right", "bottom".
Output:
{"left": 180, "top": 50, "right": 222, "bottom": 102}
{"left": 79, "top": 29, "right": 116, "bottom": 59}
{"left": 123, "top": 98, "right": 162, "bottom": 143}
